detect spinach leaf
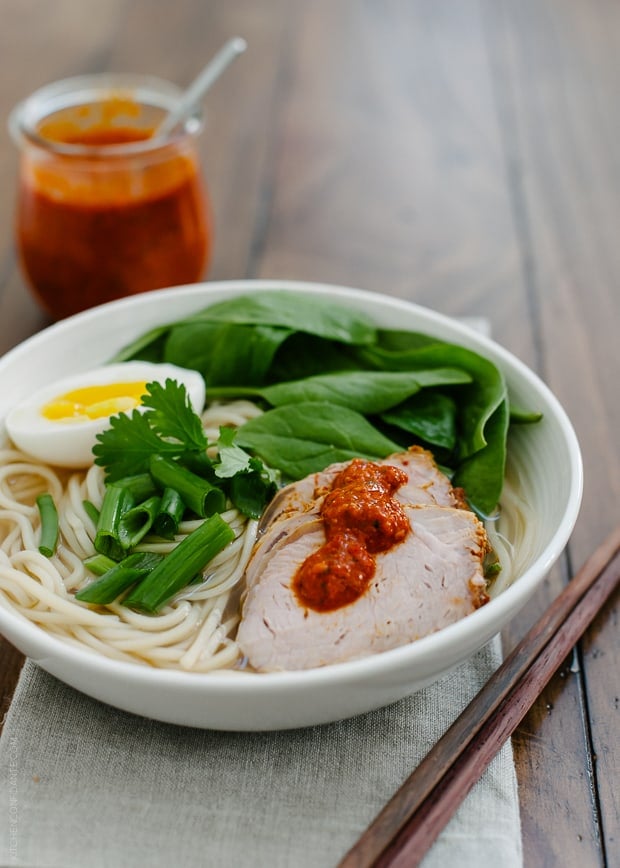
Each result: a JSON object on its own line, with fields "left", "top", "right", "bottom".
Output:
{"left": 452, "top": 398, "right": 509, "bottom": 516}
{"left": 373, "top": 330, "right": 443, "bottom": 352}
{"left": 354, "top": 336, "right": 506, "bottom": 460}
{"left": 111, "top": 324, "right": 172, "bottom": 363}
{"left": 195, "top": 291, "right": 376, "bottom": 345}
{"left": 380, "top": 391, "right": 458, "bottom": 450}
{"left": 236, "top": 401, "right": 401, "bottom": 480}
{"left": 109, "top": 292, "right": 540, "bottom": 515}
{"left": 113, "top": 291, "right": 376, "bottom": 381}
{"left": 509, "top": 405, "right": 544, "bottom": 424}
{"left": 163, "top": 322, "right": 292, "bottom": 386}
{"left": 268, "top": 333, "right": 361, "bottom": 382}
{"left": 256, "top": 368, "right": 471, "bottom": 414}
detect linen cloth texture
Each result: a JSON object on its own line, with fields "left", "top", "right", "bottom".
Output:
{"left": 0, "top": 638, "right": 522, "bottom": 868}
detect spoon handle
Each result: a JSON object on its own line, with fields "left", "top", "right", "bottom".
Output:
{"left": 157, "top": 36, "right": 247, "bottom": 137}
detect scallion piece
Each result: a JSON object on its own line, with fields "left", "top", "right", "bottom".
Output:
{"left": 118, "top": 495, "right": 161, "bottom": 549}
{"left": 123, "top": 514, "right": 235, "bottom": 613}
{"left": 94, "top": 485, "right": 135, "bottom": 561}
{"left": 178, "top": 451, "right": 217, "bottom": 481}
{"left": 76, "top": 551, "right": 164, "bottom": 605}
{"left": 36, "top": 493, "right": 59, "bottom": 558}
{"left": 149, "top": 455, "right": 225, "bottom": 517}
{"left": 153, "top": 487, "right": 185, "bottom": 539}
{"left": 112, "top": 473, "right": 158, "bottom": 502}
{"left": 82, "top": 499, "right": 100, "bottom": 526}
{"left": 84, "top": 553, "right": 117, "bottom": 576}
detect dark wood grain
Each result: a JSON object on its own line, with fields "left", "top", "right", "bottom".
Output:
{"left": 0, "top": 2, "right": 618, "bottom": 866}
{"left": 0, "top": 639, "right": 23, "bottom": 730}
{"left": 483, "top": 1, "right": 620, "bottom": 863}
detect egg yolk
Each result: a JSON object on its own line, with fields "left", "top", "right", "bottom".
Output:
{"left": 41, "top": 381, "right": 148, "bottom": 422}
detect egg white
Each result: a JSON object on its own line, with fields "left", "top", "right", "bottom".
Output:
{"left": 4, "top": 361, "right": 206, "bottom": 468}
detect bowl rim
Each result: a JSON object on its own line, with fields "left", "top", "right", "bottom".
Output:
{"left": 0, "top": 278, "right": 583, "bottom": 694}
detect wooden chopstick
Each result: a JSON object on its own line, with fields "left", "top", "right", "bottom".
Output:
{"left": 339, "top": 524, "right": 620, "bottom": 868}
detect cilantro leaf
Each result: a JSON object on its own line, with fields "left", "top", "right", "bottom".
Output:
{"left": 214, "top": 427, "right": 280, "bottom": 483}
{"left": 229, "top": 472, "right": 273, "bottom": 519}
{"left": 142, "top": 379, "right": 207, "bottom": 452}
{"left": 217, "top": 426, "right": 236, "bottom": 448}
{"left": 228, "top": 458, "right": 279, "bottom": 519}
{"left": 93, "top": 380, "right": 208, "bottom": 482}
{"left": 213, "top": 427, "right": 280, "bottom": 516}
{"left": 214, "top": 426, "right": 253, "bottom": 479}
{"left": 92, "top": 381, "right": 280, "bottom": 519}
{"left": 93, "top": 410, "right": 180, "bottom": 481}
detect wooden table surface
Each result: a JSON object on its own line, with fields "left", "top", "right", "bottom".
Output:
{"left": 0, "top": 2, "right": 618, "bottom": 865}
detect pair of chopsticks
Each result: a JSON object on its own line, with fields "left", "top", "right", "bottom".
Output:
{"left": 339, "top": 524, "right": 620, "bottom": 868}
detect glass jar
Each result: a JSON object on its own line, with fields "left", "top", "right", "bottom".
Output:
{"left": 9, "top": 74, "right": 213, "bottom": 320}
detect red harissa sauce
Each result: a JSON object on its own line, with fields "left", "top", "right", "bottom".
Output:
{"left": 293, "top": 459, "right": 410, "bottom": 612}
{"left": 17, "top": 99, "right": 210, "bottom": 319}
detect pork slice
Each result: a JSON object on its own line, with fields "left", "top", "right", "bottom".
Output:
{"left": 236, "top": 504, "right": 489, "bottom": 672}
{"left": 255, "top": 463, "right": 345, "bottom": 531}
{"left": 390, "top": 447, "right": 462, "bottom": 509}
{"left": 258, "top": 446, "right": 458, "bottom": 533}
{"left": 244, "top": 513, "right": 323, "bottom": 591}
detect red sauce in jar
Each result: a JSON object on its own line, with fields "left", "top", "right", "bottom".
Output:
{"left": 293, "top": 459, "right": 410, "bottom": 612}
{"left": 16, "top": 98, "right": 211, "bottom": 320}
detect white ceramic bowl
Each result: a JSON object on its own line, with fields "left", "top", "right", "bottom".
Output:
{"left": 0, "top": 280, "right": 582, "bottom": 730}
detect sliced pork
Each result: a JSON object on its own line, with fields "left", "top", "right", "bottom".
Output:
{"left": 256, "top": 446, "right": 460, "bottom": 533}
{"left": 237, "top": 448, "right": 490, "bottom": 672}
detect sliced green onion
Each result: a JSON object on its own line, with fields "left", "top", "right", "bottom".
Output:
{"left": 153, "top": 487, "right": 185, "bottom": 539}
{"left": 118, "top": 496, "right": 161, "bottom": 549}
{"left": 94, "top": 485, "right": 135, "bottom": 561}
{"left": 82, "top": 499, "right": 100, "bottom": 526}
{"left": 123, "top": 514, "right": 235, "bottom": 613}
{"left": 76, "top": 551, "right": 164, "bottom": 605}
{"left": 149, "top": 455, "right": 225, "bottom": 517}
{"left": 36, "top": 493, "right": 59, "bottom": 558}
{"left": 178, "top": 451, "right": 217, "bottom": 481}
{"left": 84, "top": 553, "right": 117, "bottom": 576}
{"left": 484, "top": 558, "right": 502, "bottom": 579}
{"left": 112, "top": 473, "right": 158, "bottom": 501}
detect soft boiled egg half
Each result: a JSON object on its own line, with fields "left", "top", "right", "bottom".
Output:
{"left": 5, "top": 361, "right": 206, "bottom": 468}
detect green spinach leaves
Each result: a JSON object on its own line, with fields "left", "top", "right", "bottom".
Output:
{"left": 113, "top": 291, "right": 538, "bottom": 516}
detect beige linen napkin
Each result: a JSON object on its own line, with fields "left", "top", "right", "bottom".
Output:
{"left": 0, "top": 636, "right": 521, "bottom": 868}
